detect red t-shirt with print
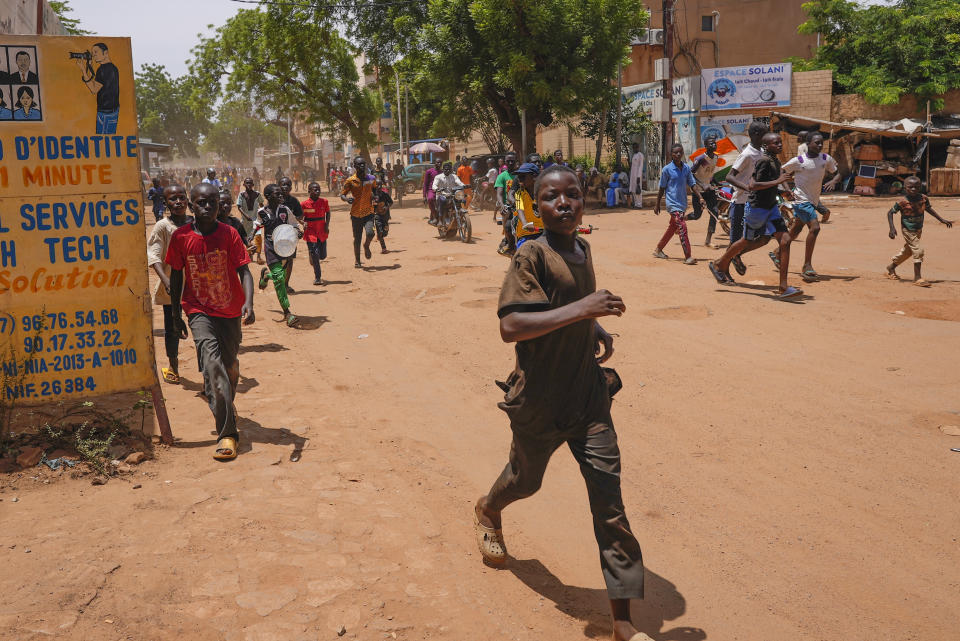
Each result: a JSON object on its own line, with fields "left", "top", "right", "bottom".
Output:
{"left": 165, "top": 222, "right": 251, "bottom": 318}
{"left": 300, "top": 197, "right": 330, "bottom": 243}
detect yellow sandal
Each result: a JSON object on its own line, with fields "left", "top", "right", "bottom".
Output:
{"left": 213, "top": 437, "right": 238, "bottom": 461}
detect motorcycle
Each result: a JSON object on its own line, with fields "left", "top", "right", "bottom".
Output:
{"left": 436, "top": 188, "right": 472, "bottom": 243}
{"left": 472, "top": 177, "right": 497, "bottom": 212}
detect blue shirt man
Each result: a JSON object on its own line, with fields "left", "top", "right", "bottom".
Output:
{"left": 658, "top": 158, "right": 696, "bottom": 212}
{"left": 653, "top": 144, "right": 705, "bottom": 264}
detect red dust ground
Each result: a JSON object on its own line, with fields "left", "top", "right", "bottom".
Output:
{"left": 2, "top": 193, "right": 959, "bottom": 640}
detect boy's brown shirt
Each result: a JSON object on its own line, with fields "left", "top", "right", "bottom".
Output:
{"left": 496, "top": 237, "right": 611, "bottom": 436}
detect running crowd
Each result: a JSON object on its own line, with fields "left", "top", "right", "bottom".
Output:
{"left": 146, "top": 127, "right": 952, "bottom": 641}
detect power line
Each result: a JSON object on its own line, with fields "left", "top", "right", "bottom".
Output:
{"left": 228, "top": 0, "right": 418, "bottom": 8}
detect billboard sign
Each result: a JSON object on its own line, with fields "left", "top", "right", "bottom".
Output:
{"left": 701, "top": 63, "right": 791, "bottom": 111}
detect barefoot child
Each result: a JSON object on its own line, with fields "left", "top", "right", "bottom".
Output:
{"left": 653, "top": 143, "right": 706, "bottom": 265}
{"left": 147, "top": 184, "right": 193, "bottom": 384}
{"left": 709, "top": 133, "right": 802, "bottom": 299}
{"left": 771, "top": 133, "right": 840, "bottom": 282}
{"left": 474, "top": 164, "right": 646, "bottom": 641}
{"left": 166, "top": 183, "right": 255, "bottom": 461}
{"left": 886, "top": 176, "right": 953, "bottom": 287}
{"left": 301, "top": 181, "right": 331, "bottom": 285}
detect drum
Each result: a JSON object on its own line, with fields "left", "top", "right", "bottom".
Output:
{"left": 271, "top": 224, "right": 299, "bottom": 258}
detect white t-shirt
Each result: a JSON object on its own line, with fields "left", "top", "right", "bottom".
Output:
{"left": 432, "top": 173, "right": 465, "bottom": 193}
{"left": 730, "top": 144, "right": 763, "bottom": 204}
{"left": 485, "top": 168, "right": 498, "bottom": 183}
{"left": 782, "top": 153, "right": 838, "bottom": 205}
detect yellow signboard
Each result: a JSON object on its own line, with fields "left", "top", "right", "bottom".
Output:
{"left": 0, "top": 35, "right": 154, "bottom": 404}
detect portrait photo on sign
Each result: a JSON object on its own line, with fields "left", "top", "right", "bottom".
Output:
{"left": 12, "top": 84, "right": 41, "bottom": 120}
{"left": 0, "top": 85, "right": 12, "bottom": 119}
{"left": 6, "top": 46, "right": 39, "bottom": 84}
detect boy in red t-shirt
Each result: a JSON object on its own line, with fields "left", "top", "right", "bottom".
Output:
{"left": 301, "top": 181, "right": 331, "bottom": 285}
{"left": 166, "top": 183, "right": 255, "bottom": 461}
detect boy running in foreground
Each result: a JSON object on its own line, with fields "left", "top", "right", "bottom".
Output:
{"left": 147, "top": 183, "right": 192, "bottom": 384}
{"left": 770, "top": 133, "right": 840, "bottom": 282}
{"left": 886, "top": 176, "right": 953, "bottom": 287}
{"left": 166, "top": 183, "right": 255, "bottom": 461}
{"left": 653, "top": 143, "right": 706, "bottom": 265}
{"left": 709, "top": 133, "right": 801, "bottom": 299}
{"left": 724, "top": 121, "right": 770, "bottom": 276}
{"left": 474, "top": 164, "right": 647, "bottom": 641}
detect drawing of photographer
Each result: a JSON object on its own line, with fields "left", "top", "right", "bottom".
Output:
{"left": 75, "top": 42, "right": 119, "bottom": 134}
{"left": 7, "top": 49, "right": 39, "bottom": 84}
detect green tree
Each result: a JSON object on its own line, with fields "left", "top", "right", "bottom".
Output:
{"left": 134, "top": 64, "right": 209, "bottom": 157}
{"left": 189, "top": 6, "right": 381, "bottom": 160}
{"left": 577, "top": 88, "right": 654, "bottom": 168}
{"left": 202, "top": 99, "right": 276, "bottom": 166}
{"left": 394, "top": 0, "right": 648, "bottom": 152}
{"left": 795, "top": 0, "right": 960, "bottom": 109}
{"left": 49, "top": 1, "right": 91, "bottom": 35}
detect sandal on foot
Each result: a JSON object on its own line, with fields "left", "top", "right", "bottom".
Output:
{"left": 161, "top": 367, "right": 180, "bottom": 384}
{"left": 683, "top": 256, "right": 697, "bottom": 265}
{"left": 708, "top": 261, "right": 733, "bottom": 285}
{"left": 884, "top": 271, "right": 900, "bottom": 280}
{"left": 801, "top": 269, "right": 820, "bottom": 282}
{"left": 768, "top": 251, "right": 781, "bottom": 269}
{"left": 732, "top": 256, "right": 747, "bottom": 276}
{"left": 652, "top": 249, "right": 668, "bottom": 259}
{"left": 914, "top": 279, "right": 932, "bottom": 287}
{"left": 258, "top": 267, "right": 269, "bottom": 290}
{"left": 213, "top": 437, "right": 238, "bottom": 461}
{"left": 285, "top": 313, "right": 300, "bottom": 327}
{"left": 775, "top": 286, "right": 803, "bottom": 299}
{"left": 473, "top": 510, "right": 507, "bottom": 565}
{"left": 364, "top": 246, "right": 372, "bottom": 259}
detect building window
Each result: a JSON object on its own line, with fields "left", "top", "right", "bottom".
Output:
{"left": 701, "top": 15, "right": 714, "bottom": 31}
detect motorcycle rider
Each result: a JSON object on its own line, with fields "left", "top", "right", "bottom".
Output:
{"left": 432, "top": 161, "right": 467, "bottom": 227}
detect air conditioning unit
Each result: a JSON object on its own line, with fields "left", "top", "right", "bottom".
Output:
{"left": 631, "top": 28, "right": 664, "bottom": 46}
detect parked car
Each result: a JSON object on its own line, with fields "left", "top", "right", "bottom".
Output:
{"left": 396, "top": 162, "right": 435, "bottom": 195}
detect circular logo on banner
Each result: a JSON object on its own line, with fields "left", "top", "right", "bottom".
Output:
{"left": 708, "top": 78, "right": 736, "bottom": 105}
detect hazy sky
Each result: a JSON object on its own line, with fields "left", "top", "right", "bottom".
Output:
{"left": 70, "top": 0, "right": 243, "bottom": 75}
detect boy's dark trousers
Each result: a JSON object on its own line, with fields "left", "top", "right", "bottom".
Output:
{"left": 187, "top": 313, "right": 241, "bottom": 442}
{"left": 730, "top": 203, "right": 746, "bottom": 242}
{"left": 307, "top": 240, "right": 327, "bottom": 281}
{"left": 486, "top": 419, "right": 644, "bottom": 600}
{"left": 687, "top": 189, "right": 719, "bottom": 238}
{"left": 161, "top": 304, "right": 181, "bottom": 362}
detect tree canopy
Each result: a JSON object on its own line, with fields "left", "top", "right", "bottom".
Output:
{"left": 134, "top": 64, "right": 209, "bottom": 157}
{"left": 375, "top": 0, "right": 648, "bottom": 152}
{"left": 201, "top": 99, "right": 277, "bottom": 166}
{"left": 189, "top": 6, "right": 381, "bottom": 159}
{"left": 795, "top": 0, "right": 960, "bottom": 109}
{"left": 49, "top": 1, "right": 90, "bottom": 35}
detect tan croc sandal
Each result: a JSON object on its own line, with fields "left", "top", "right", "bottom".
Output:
{"left": 914, "top": 279, "right": 932, "bottom": 287}
{"left": 213, "top": 437, "right": 238, "bottom": 461}
{"left": 884, "top": 271, "right": 900, "bottom": 280}
{"left": 473, "top": 510, "right": 507, "bottom": 565}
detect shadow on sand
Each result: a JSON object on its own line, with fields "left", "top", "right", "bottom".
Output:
{"left": 507, "top": 558, "right": 706, "bottom": 641}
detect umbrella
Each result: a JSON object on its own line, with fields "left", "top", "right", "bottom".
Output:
{"left": 408, "top": 142, "right": 445, "bottom": 154}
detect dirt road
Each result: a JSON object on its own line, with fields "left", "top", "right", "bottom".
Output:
{"left": 2, "top": 194, "right": 959, "bottom": 640}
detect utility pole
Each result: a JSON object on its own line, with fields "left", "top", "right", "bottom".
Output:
{"left": 615, "top": 61, "right": 623, "bottom": 169}
{"left": 662, "top": 0, "right": 675, "bottom": 166}
{"left": 395, "top": 69, "right": 403, "bottom": 166}
{"left": 286, "top": 113, "right": 292, "bottom": 174}
{"left": 36, "top": 0, "right": 43, "bottom": 34}
{"left": 404, "top": 84, "right": 410, "bottom": 166}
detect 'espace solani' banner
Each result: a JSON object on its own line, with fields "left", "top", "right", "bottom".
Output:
{"left": 700, "top": 63, "right": 792, "bottom": 111}
{"left": 0, "top": 35, "right": 154, "bottom": 403}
